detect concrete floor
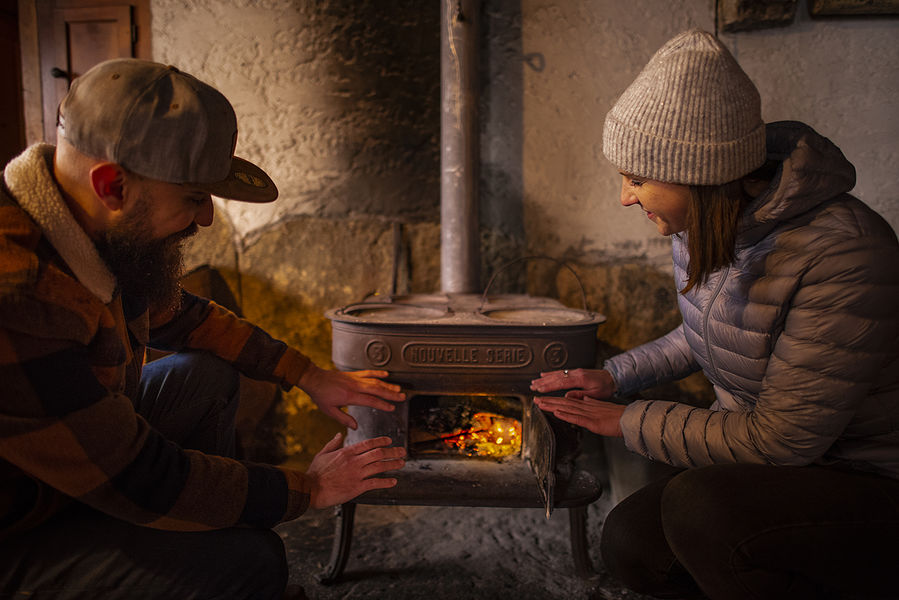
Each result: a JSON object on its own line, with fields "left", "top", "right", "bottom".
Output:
{"left": 276, "top": 435, "right": 658, "bottom": 600}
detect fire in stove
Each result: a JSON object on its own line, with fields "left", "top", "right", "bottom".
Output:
{"left": 409, "top": 394, "right": 523, "bottom": 459}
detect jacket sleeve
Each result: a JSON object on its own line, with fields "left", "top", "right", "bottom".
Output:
{"left": 148, "top": 291, "right": 312, "bottom": 390}
{"left": 619, "top": 229, "right": 899, "bottom": 468}
{"left": 603, "top": 324, "right": 700, "bottom": 397}
{"left": 0, "top": 291, "right": 311, "bottom": 532}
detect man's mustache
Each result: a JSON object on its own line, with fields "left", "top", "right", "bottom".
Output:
{"left": 171, "top": 223, "right": 199, "bottom": 243}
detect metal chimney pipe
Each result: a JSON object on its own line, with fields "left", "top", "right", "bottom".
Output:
{"left": 440, "top": 0, "right": 480, "bottom": 294}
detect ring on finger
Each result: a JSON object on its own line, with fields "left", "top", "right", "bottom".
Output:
{"left": 563, "top": 370, "right": 569, "bottom": 376}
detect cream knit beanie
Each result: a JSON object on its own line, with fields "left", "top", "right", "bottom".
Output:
{"left": 603, "top": 29, "right": 766, "bottom": 185}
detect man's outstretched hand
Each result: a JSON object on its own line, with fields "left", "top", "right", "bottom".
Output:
{"left": 299, "top": 365, "right": 406, "bottom": 429}
{"left": 306, "top": 433, "right": 406, "bottom": 509}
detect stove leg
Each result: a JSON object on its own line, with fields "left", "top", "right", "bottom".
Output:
{"left": 568, "top": 505, "right": 595, "bottom": 577}
{"left": 319, "top": 502, "right": 356, "bottom": 584}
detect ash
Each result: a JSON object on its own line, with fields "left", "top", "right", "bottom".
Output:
{"left": 277, "top": 436, "right": 654, "bottom": 600}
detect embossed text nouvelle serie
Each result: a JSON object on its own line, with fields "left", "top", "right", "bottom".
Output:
{"left": 403, "top": 342, "right": 533, "bottom": 367}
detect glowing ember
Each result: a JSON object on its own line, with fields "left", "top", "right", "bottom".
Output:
{"left": 442, "top": 412, "right": 522, "bottom": 458}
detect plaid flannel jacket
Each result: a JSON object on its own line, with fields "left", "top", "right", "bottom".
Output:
{"left": 0, "top": 145, "right": 313, "bottom": 539}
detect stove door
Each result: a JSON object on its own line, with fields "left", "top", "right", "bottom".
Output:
{"left": 524, "top": 401, "right": 555, "bottom": 518}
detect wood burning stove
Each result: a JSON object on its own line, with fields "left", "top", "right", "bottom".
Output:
{"left": 320, "top": 292, "right": 605, "bottom": 582}
{"left": 313, "top": 0, "right": 605, "bottom": 582}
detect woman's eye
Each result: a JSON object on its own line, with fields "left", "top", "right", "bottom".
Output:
{"left": 629, "top": 179, "right": 644, "bottom": 188}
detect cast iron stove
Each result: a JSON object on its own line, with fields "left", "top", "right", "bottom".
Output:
{"left": 320, "top": 291, "right": 606, "bottom": 582}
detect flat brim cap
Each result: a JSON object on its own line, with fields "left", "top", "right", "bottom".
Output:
{"left": 190, "top": 156, "right": 278, "bottom": 203}
{"left": 59, "top": 58, "right": 278, "bottom": 203}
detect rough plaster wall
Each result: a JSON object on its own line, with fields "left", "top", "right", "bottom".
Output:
{"left": 521, "top": 0, "right": 898, "bottom": 270}
{"left": 151, "top": 0, "right": 441, "bottom": 243}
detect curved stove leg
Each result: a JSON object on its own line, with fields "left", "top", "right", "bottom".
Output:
{"left": 319, "top": 502, "right": 356, "bottom": 584}
{"left": 568, "top": 505, "right": 595, "bottom": 577}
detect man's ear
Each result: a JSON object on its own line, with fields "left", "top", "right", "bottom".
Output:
{"left": 88, "top": 163, "right": 127, "bottom": 211}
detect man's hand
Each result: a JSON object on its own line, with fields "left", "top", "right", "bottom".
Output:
{"left": 299, "top": 365, "right": 406, "bottom": 430}
{"left": 306, "top": 433, "right": 406, "bottom": 509}
{"left": 529, "top": 367, "right": 616, "bottom": 399}
{"left": 533, "top": 395, "right": 625, "bottom": 437}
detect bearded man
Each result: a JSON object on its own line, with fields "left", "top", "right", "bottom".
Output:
{"left": 0, "top": 59, "right": 406, "bottom": 599}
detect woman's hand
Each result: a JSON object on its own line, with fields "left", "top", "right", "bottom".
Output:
{"left": 533, "top": 395, "right": 625, "bottom": 437}
{"left": 529, "top": 368, "right": 617, "bottom": 399}
{"left": 298, "top": 365, "right": 406, "bottom": 430}
{"left": 306, "top": 433, "right": 406, "bottom": 509}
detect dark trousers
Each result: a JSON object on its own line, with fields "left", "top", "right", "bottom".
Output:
{"left": 600, "top": 463, "right": 899, "bottom": 600}
{"left": 0, "top": 352, "right": 288, "bottom": 600}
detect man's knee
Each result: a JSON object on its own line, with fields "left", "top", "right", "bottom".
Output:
{"left": 242, "top": 528, "right": 289, "bottom": 588}
{"left": 205, "top": 528, "right": 288, "bottom": 599}
{"left": 137, "top": 351, "right": 241, "bottom": 454}
{"left": 141, "top": 350, "right": 239, "bottom": 402}
{"left": 173, "top": 351, "right": 240, "bottom": 400}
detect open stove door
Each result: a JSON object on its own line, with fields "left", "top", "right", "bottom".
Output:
{"left": 524, "top": 401, "right": 555, "bottom": 518}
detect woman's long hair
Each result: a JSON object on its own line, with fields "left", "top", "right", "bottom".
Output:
{"left": 680, "top": 180, "right": 750, "bottom": 294}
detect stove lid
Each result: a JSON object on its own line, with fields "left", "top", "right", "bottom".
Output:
{"left": 326, "top": 293, "right": 605, "bottom": 328}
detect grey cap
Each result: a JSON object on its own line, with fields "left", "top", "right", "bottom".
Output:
{"left": 58, "top": 58, "right": 277, "bottom": 203}
{"left": 602, "top": 29, "right": 766, "bottom": 186}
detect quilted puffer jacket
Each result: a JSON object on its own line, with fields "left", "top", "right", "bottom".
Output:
{"left": 605, "top": 121, "right": 899, "bottom": 479}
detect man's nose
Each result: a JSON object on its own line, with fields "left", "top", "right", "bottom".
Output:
{"left": 195, "top": 195, "right": 214, "bottom": 227}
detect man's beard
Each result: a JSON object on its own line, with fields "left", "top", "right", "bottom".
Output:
{"left": 94, "top": 195, "right": 198, "bottom": 311}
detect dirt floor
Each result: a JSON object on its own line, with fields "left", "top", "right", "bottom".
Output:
{"left": 276, "top": 436, "right": 656, "bottom": 600}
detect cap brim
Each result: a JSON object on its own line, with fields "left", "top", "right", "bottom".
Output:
{"left": 192, "top": 156, "right": 279, "bottom": 203}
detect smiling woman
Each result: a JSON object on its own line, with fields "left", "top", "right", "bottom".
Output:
{"left": 615, "top": 172, "right": 751, "bottom": 294}
{"left": 616, "top": 173, "right": 691, "bottom": 237}
{"left": 531, "top": 28, "right": 899, "bottom": 599}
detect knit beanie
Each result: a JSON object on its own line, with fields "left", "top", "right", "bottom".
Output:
{"left": 602, "top": 29, "right": 766, "bottom": 185}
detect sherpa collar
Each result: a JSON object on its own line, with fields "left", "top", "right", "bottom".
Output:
{"left": 4, "top": 144, "right": 116, "bottom": 303}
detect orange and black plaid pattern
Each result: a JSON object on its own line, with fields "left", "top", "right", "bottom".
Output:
{"left": 0, "top": 187, "right": 311, "bottom": 540}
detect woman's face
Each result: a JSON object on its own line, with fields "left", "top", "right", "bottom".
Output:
{"left": 618, "top": 172, "right": 692, "bottom": 236}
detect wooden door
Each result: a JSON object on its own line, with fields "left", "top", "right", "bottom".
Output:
{"left": 36, "top": 1, "right": 150, "bottom": 144}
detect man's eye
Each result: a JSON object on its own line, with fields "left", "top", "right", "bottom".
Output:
{"left": 187, "top": 196, "right": 207, "bottom": 206}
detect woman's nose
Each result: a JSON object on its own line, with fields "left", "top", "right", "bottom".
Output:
{"left": 619, "top": 180, "right": 638, "bottom": 207}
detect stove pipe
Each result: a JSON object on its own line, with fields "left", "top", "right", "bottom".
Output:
{"left": 440, "top": 0, "right": 480, "bottom": 294}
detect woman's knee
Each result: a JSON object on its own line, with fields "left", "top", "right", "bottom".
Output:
{"left": 599, "top": 475, "right": 687, "bottom": 595}
{"left": 660, "top": 464, "right": 758, "bottom": 539}
{"left": 659, "top": 463, "right": 767, "bottom": 590}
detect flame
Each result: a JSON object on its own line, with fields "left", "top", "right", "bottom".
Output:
{"left": 443, "top": 412, "right": 521, "bottom": 458}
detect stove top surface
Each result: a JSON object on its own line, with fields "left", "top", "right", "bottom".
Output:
{"left": 327, "top": 293, "right": 605, "bottom": 327}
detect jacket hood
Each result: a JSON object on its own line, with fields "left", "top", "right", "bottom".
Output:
{"left": 738, "top": 121, "right": 857, "bottom": 247}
